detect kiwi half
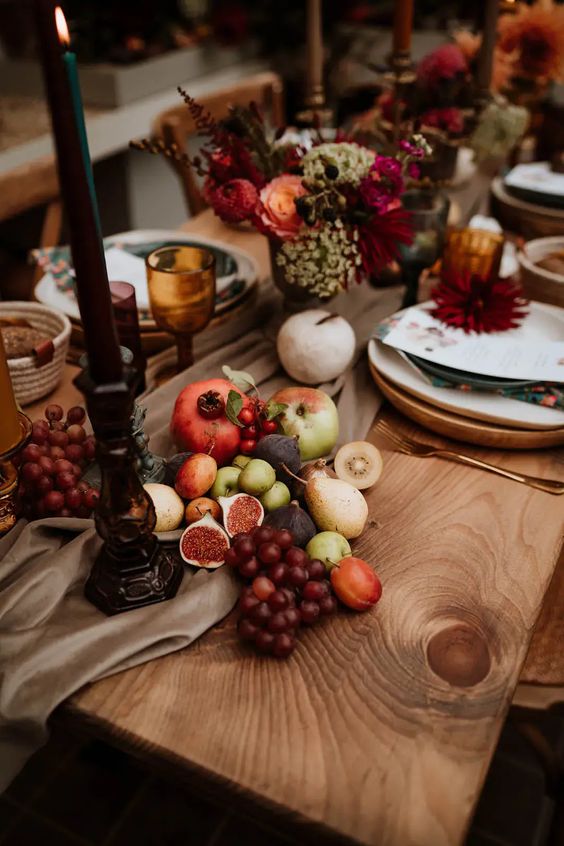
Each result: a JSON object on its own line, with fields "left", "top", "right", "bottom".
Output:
{"left": 334, "top": 441, "right": 383, "bottom": 490}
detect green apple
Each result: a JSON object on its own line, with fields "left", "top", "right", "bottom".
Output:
{"left": 209, "top": 466, "right": 241, "bottom": 500}
{"left": 232, "top": 454, "right": 251, "bottom": 470}
{"left": 260, "top": 481, "right": 291, "bottom": 513}
{"left": 239, "top": 459, "right": 276, "bottom": 496}
{"left": 306, "top": 531, "right": 351, "bottom": 570}
{"left": 268, "top": 387, "right": 339, "bottom": 460}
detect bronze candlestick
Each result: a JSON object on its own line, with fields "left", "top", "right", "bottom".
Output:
{"left": 76, "top": 364, "right": 183, "bottom": 615}
{"left": 0, "top": 413, "right": 32, "bottom": 537}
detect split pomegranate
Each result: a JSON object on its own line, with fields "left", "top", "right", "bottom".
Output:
{"left": 170, "top": 378, "right": 250, "bottom": 466}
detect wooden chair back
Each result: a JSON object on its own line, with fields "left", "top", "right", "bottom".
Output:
{"left": 153, "top": 71, "right": 284, "bottom": 216}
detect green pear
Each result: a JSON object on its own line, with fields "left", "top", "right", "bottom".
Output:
{"left": 304, "top": 476, "right": 368, "bottom": 539}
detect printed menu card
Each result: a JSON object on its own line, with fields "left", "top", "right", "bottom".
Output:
{"left": 382, "top": 307, "right": 564, "bottom": 382}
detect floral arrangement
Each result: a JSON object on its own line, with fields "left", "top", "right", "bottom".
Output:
{"left": 133, "top": 95, "right": 429, "bottom": 299}
{"left": 455, "top": 1, "right": 564, "bottom": 99}
{"left": 375, "top": 42, "right": 473, "bottom": 145}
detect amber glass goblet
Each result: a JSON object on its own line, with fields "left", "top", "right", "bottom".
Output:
{"left": 146, "top": 246, "right": 216, "bottom": 374}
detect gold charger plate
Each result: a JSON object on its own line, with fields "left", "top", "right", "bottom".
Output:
{"left": 369, "top": 361, "right": 564, "bottom": 449}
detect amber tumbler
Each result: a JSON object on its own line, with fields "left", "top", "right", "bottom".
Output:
{"left": 441, "top": 228, "right": 505, "bottom": 283}
{"left": 146, "top": 246, "right": 216, "bottom": 373}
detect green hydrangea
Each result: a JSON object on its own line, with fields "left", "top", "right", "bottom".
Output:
{"left": 302, "top": 142, "right": 376, "bottom": 187}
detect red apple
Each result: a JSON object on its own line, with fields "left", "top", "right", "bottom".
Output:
{"left": 330, "top": 556, "right": 382, "bottom": 611}
{"left": 174, "top": 453, "right": 217, "bottom": 500}
{"left": 170, "top": 378, "right": 249, "bottom": 466}
{"left": 268, "top": 387, "right": 339, "bottom": 460}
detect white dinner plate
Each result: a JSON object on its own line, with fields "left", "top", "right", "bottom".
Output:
{"left": 35, "top": 229, "right": 260, "bottom": 323}
{"left": 368, "top": 300, "right": 564, "bottom": 431}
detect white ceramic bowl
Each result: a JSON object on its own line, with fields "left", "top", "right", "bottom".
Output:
{"left": 518, "top": 236, "right": 564, "bottom": 308}
{"left": 1, "top": 301, "right": 71, "bottom": 405}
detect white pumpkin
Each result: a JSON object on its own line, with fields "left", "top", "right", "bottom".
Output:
{"left": 276, "top": 310, "right": 356, "bottom": 384}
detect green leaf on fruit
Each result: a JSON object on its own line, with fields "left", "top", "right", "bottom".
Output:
{"left": 222, "top": 365, "right": 257, "bottom": 392}
{"left": 225, "top": 390, "right": 244, "bottom": 427}
{"left": 264, "top": 400, "right": 288, "bottom": 421}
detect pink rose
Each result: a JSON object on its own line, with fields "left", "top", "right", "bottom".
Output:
{"left": 257, "top": 175, "right": 306, "bottom": 240}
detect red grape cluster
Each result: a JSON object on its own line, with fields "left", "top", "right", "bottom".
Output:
{"left": 237, "top": 402, "right": 278, "bottom": 456}
{"left": 16, "top": 404, "right": 99, "bottom": 520}
{"left": 225, "top": 525, "right": 338, "bottom": 658}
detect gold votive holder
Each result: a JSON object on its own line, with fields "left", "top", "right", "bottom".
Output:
{"left": 441, "top": 228, "right": 505, "bottom": 283}
{"left": 0, "top": 412, "right": 32, "bottom": 537}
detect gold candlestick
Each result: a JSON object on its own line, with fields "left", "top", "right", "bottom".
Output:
{"left": 296, "top": 0, "right": 333, "bottom": 127}
{"left": 0, "top": 413, "right": 32, "bottom": 537}
{"left": 0, "top": 332, "right": 22, "bottom": 455}
{"left": 476, "top": 0, "right": 500, "bottom": 96}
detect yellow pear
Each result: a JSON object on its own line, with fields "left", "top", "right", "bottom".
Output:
{"left": 304, "top": 476, "right": 368, "bottom": 539}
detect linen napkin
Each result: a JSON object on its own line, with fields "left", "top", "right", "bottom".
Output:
{"left": 0, "top": 278, "right": 402, "bottom": 792}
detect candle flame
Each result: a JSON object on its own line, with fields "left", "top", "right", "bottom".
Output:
{"left": 55, "top": 6, "right": 70, "bottom": 48}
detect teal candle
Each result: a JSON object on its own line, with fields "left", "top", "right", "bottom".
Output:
{"left": 56, "top": 7, "right": 102, "bottom": 236}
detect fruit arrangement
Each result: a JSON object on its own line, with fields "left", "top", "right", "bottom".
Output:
{"left": 15, "top": 404, "right": 100, "bottom": 519}
{"left": 228, "top": 524, "right": 381, "bottom": 657}
{"left": 139, "top": 367, "right": 386, "bottom": 657}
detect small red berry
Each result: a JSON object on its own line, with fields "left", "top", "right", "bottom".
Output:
{"left": 241, "top": 425, "right": 258, "bottom": 439}
{"left": 240, "top": 439, "right": 256, "bottom": 455}
{"left": 261, "top": 419, "right": 278, "bottom": 434}
{"left": 238, "top": 407, "right": 255, "bottom": 426}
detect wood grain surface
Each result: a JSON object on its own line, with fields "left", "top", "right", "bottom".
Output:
{"left": 34, "top": 210, "right": 564, "bottom": 844}
{"left": 67, "top": 407, "right": 564, "bottom": 846}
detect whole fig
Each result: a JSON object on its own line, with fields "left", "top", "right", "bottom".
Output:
{"left": 263, "top": 500, "right": 316, "bottom": 548}
{"left": 254, "top": 434, "right": 301, "bottom": 487}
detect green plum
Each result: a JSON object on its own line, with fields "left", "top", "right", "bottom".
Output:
{"left": 306, "top": 531, "right": 351, "bottom": 570}
{"left": 209, "top": 466, "right": 241, "bottom": 501}
{"left": 238, "top": 459, "right": 276, "bottom": 496}
{"left": 260, "top": 481, "right": 291, "bottom": 513}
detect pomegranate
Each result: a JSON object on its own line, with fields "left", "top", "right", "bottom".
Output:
{"left": 219, "top": 493, "right": 264, "bottom": 538}
{"left": 179, "top": 513, "right": 230, "bottom": 568}
{"left": 170, "top": 378, "right": 249, "bottom": 466}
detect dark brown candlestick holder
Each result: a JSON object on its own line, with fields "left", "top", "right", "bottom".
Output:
{"left": 75, "top": 364, "right": 183, "bottom": 615}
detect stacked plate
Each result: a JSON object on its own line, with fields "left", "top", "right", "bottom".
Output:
{"left": 492, "top": 163, "right": 564, "bottom": 239}
{"left": 368, "top": 300, "right": 564, "bottom": 448}
{"left": 35, "top": 230, "right": 260, "bottom": 355}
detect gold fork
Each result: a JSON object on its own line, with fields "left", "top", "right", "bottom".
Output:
{"left": 375, "top": 418, "right": 564, "bottom": 495}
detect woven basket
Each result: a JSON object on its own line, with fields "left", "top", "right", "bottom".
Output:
{"left": 0, "top": 302, "right": 71, "bottom": 405}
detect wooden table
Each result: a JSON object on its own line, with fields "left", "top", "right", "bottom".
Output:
{"left": 27, "top": 212, "right": 564, "bottom": 846}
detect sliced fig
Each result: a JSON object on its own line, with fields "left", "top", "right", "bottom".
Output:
{"left": 219, "top": 492, "right": 264, "bottom": 538}
{"left": 179, "top": 513, "right": 230, "bottom": 568}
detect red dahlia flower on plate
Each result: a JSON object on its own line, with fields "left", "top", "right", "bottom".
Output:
{"left": 431, "top": 270, "right": 528, "bottom": 333}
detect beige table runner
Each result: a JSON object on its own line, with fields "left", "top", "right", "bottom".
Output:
{"left": 0, "top": 279, "right": 402, "bottom": 791}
